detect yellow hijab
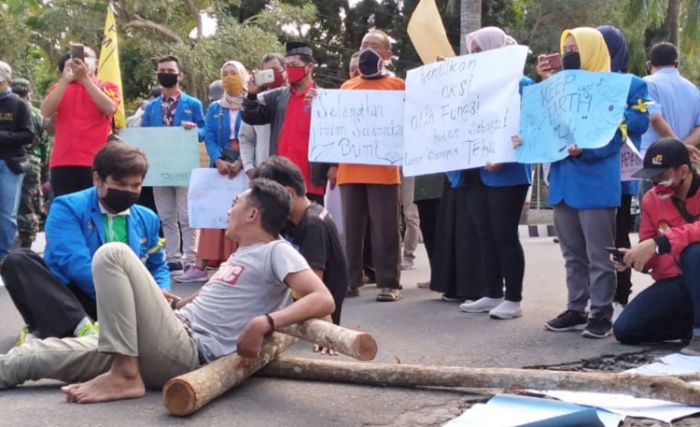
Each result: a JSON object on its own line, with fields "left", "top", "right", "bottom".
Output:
{"left": 560, "top": 27, "right": 611, "bottom": 72}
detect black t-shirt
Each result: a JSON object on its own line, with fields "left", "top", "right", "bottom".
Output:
{"left": 284, "top": 203, "right": 347, "bottom": 324}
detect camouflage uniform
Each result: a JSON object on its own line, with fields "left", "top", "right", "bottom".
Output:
{"left": 12, "top": 79, "right": 47, "bottom": 247}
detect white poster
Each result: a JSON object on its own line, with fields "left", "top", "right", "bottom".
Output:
{"left": 308, "top": 89, "right": 404, "bottom": 165}
{"left": 403, "top": 45, "right": 529, "bottom": 176}
{"left": 188, "top": 168, "right": 250, "bottom": 229}
{"left": 621, "top": 139, "right": 643, "bottom": 181}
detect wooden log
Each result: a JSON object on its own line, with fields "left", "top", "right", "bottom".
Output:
{"left": 260, "top": 356, "right": 700, "bottom": 406}
{"left": 163, "top": 332, "right": 297, "bottom": 416}
{"left": 278, "top": 319, "right": 377, "bottom": 361}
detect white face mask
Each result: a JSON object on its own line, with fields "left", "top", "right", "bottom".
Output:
{"left": 84, "top": 57, "right": 97, "bottom": 74}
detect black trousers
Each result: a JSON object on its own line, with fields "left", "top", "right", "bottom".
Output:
{"left": 614, "top": 195, "right": 633, "bottom": 305}
{"left": 416, "top": 198, "right": 439, "bottom": 269}
{"left": 464, "top": 170, "right": 528, "bottom": 302}
{"left": 1, "top": 249, "right": 95, "bottom": 338}
{"left": 50, "top": 166, "right": 93, "bottom": 198}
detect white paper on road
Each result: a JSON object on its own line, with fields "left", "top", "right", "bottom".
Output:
{"left": 533, "top": 389, "right": 700, "bottom": 424}
{"left": 308, "top": 89, "right": 404, "bottom": 165}
{"left": 187, "top": 168, "right": 250, "bottom": 229}
{"left": 625, "top": 353, "right": 700, "bottom": 376}
{"left": 444, "top": 394, "right": 622, "bottom": 427}
{"left": 620, "top": 138, "right": 643, "bottom": 181}
{"left": 403, "top": 45, "right": 528, "bottom": 176}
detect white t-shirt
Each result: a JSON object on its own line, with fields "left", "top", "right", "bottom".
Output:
{"left": 178, "top": 240, "right": 309, "bottom": 362}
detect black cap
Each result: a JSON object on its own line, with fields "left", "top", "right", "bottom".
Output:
{"left": 285, "top": 41, "right": 314, "bottom": 60}
{"left": 632, "top": 137, "right": 690, "bottom": 180}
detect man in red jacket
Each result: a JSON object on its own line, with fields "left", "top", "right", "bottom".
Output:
{"left": 613, "top": 138, "right": 700, "bottom": 354}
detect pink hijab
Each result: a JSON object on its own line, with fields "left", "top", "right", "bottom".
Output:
{"left": 465, "top": 26, "right": 517, "bottom": 53}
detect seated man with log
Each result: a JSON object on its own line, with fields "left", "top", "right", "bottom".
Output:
{"left": 0, "top": 178, "right": 335, "bottom": 404}
{"left": 613, "top": 138, "right": 700, "bottom": 354}
{"left": 253, "top": 156, "right": 347, "bottom": 324}
{"left": 1, "top": 141, "right": 170, "bottom": 344}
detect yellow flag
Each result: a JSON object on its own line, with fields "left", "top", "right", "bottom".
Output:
{"left": 97, "top": 6, "right": 125, "bottom": 128}
{"left": 407, "top": 0, "right": 456, "bottom": 64}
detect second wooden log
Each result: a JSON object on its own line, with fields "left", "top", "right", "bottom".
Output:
{"left": 261, "top": 356, "right": 700, "bottom": 406}
{"left": 163, "top": 332, "right": 297, "bottom": 416}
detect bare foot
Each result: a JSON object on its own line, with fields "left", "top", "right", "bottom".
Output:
{"left": 61, "top": 370, "right": 145, "bottom": 403}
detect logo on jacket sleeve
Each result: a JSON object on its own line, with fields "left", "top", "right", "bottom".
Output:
{"left": 657, "top": 220, "right": 670, "bottom": 234}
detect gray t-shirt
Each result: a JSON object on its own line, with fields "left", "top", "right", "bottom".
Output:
{"left": 178, "top": 240, "right": 309, "bottom": 362}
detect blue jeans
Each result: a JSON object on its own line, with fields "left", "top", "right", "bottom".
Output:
{"left": 0, "top": 159, "right": 24, "bottom": 260}
{"left": 613, "top": 243, "right": 700, "bottom": 344}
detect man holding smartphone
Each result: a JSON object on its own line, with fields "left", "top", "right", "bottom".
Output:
{"left": 41, "top": 44, "right": 121, "bottom": 198}
{"left": 613, "top": 138, "right": 700, "bottom": 355}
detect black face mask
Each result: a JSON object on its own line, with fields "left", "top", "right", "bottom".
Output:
{"left": 102, "top": 188, "right": 140, "bottom": 213}
{"left": 562, "top": 52, "right": 581, "bottom": 70}
{"left": 157, "top": 72, "right": 179, "bottom": 88}
{"left": 358, "top": 48, "right": 383, "bottom": 79}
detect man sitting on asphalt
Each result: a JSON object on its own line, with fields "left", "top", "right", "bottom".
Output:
{"left": 613, "top": 137, "right": 700, "bottom": 355}
{"left": 1, "top": 141, "right": 170, "bottom": 344}
{"left": 0, "top": 178, "right": 335, "bottom": 404}
{"left": 253, "top": 156, "right": 347, "bottom": 327}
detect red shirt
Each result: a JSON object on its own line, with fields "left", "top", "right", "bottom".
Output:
{"left": 49, "top": 78, "right": 120, "bottom": 168}
{"left": 640, "top": 173, "right": 700, "bottom": 280}
{"left": 277, "top": 82, "right": 325, "bottom": 196}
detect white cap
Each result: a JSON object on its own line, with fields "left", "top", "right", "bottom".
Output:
{"left": 0, "top": 61, "right": 12, "bottom": 82}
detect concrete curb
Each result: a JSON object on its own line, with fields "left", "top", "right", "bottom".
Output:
{"left": 519, "top": 224, "right": 557, "bottom": 238}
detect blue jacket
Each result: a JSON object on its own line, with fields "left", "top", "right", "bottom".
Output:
{"left": 141, "top": 91, "right": 206, "bottom": 141}
{"left": 44, "top": 187, "right": 170, "bottom": 298}
{"left": 622, "top": 75, "right": 649, "bottom": 196}
{"left": 204, "top": 101, "right": 242, "bottom": 168}
{"left": 547, "top": 75, "right": 649, "bottom": 209}
{"left": 480, "top": 77, "right": 534, "bottom": 187}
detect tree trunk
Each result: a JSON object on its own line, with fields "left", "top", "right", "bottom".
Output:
{"left": 666, "top": 0, "right": 682, "bottom": 46}
{"left": 460, "top": 0, "right": 482, "bottom": 54}
{"left": 162, "top": 333, "right": 297, "bottom": 416}
{"left": 261, "top": 356, "right": 700, "bottom": 406}
{"left": 279, "top": 319, "right": 377, "bottom": 361}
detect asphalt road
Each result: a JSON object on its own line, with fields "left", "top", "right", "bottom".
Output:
{"left": 0, "top": 236, "right": 662, "bottom": 426}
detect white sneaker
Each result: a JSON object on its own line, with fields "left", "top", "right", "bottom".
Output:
{"left": 489, "top": 300, "right": 522, "bottom": 319}
{"left": 460, "top": 297, "right": 504, "bottom": 313}
{"left": 400, "top": 257, "right": 414, "bottom": 270}
{"left": 612, "top": 302, "right": 625, "bottom": 323}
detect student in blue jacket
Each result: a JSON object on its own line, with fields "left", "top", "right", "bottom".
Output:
{"left": 458, "top": 27, "right": 533, "bottom": 321}
{"left": 141, "top": 55, "right": 205, "bottom": 273}
{"left": 1, "top": 142, "right": 171, "bottom": 344}
{"left": 522, "top": 27, "right": 649, "bottom": 339}
{"left": 597, "top": 25, "right": 649, "bottom": 311}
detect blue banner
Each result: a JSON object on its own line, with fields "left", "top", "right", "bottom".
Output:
{"left": 515, "top": 70, "right": 632, "bottom": 164}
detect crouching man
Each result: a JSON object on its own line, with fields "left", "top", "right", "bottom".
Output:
{"left": 0, "top": 178, "right": 334, "bottom": 403}
{"left": 613, "top": 138, "right": 700, "bottom": 354}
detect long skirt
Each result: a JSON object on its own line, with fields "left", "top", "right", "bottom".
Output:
{"left": 197, "top": 228, "right": 237, "bottom": 265}
{"left": 429, "top": 181, "right": 485, "bottom": 300}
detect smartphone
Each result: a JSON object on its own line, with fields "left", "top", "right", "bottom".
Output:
{"left": 605, "top": 247, "right": 625, "bottom": 262}
{"left": 540, "top": 53, "right": 562, "bottom": 71}
{"left": 70, "top": 43, "right": 85, "bottom": 61}
{"left": 254, "top": 69, "right": 275, "bottom": 86}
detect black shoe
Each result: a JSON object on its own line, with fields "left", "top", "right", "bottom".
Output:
{"left": 441, "top": 293, "right": 464, "bottom": 302}
{"left": 168, "top": 261, "right": 184, "bottom": 272}
{"left": 545, "top": 310, "right": 587, "bottom": 332}
{"left": 681, "top": 336, "right": 700, "bottom": 356}
{"left": 582, "top": 315, "right": 613, "bottom": 339}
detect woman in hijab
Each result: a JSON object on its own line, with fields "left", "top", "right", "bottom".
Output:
{"left": 450, "top": 27, "right": 534, "bottom": 320}
{"left": 597, "top": 25, "right": 649, "bottom": 315}
{"left": 430, "top": 26, "right": 526, "bottom": 305}
{"left": 176, "top": 60, "right": 251, "bottom": 282}
{"left": 518, "top": 28, "right": 648, "bottom": 337}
